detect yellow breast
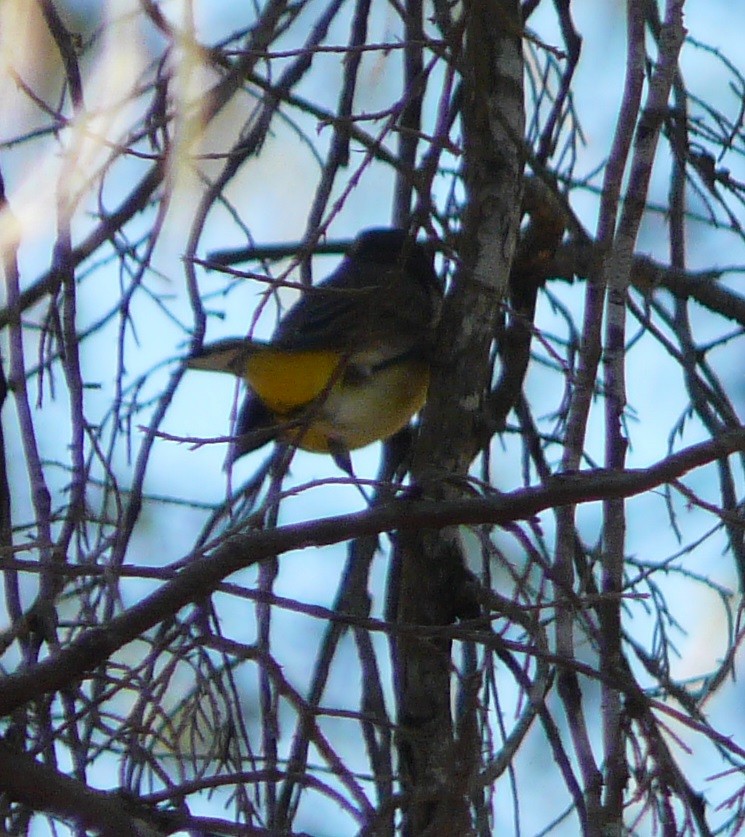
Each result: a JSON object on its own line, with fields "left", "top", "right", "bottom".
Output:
{"left": 243, "top": 350, "right": 429, "bottom": 453}
{"left": 243, "top": 348, "right": 343, "bottom": 413}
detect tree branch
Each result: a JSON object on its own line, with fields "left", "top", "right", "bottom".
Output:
{"left": 2, "top": 424, "right": 741, "bottom": 728}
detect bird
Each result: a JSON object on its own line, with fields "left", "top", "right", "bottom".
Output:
{"left": 187, "top": 227, "right": 443, "bottom": 472}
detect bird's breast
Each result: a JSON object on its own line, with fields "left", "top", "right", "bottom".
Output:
{"left": 244, "top": 348, "right": 343, "bottom": 413}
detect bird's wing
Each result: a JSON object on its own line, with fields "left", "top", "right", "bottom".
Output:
{"left": 273, "top": 258, "right": 436, "bottom": 362}
{"left": 272, "top": 259, "right": 377, "bottom": 350}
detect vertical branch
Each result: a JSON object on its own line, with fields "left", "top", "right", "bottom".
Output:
{"left": 37, "top": 0, "right": 83, "bottom": 110}
{"left": 0, "top": 172, "right": 53, "bottom": 609}
{"left": 36, "top": 1, "right": 94, "bottom": 788}
{"left": 600, "top": 0, "right": 685, "bottom": 823}
{"left": 535, "top": 0, "right": 581, "bottom": 164}
{"left": 397, "top": 0, "right": 524, "bottom": 833}
{"left": 0, "top": 175, "right": 22, "bottom": 633}
{"left": 0, "top": 164, "right": 54, "bottom": 828}
{"left": 257, "top": 526, "right": 280, "bottom": 828}
{"left": 305, "top": 0, "right": 371, "bottom": 253}
{"left": 593, "top": 2, "right": 648, "bottom": 824}
{"left": 551, "top": 0, "right": 646, "bottom": 820}
{"left": 50, "top": 167, "right": 86, "bottom": 587}
{"left": 36, "top": 0, "right": 88, "bottom": 604}
{"left": 393, "top": 0, "right": 424, "bottom": 225}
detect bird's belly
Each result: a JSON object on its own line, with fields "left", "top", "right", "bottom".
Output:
{"left": 294, "top": 360, "right": 430, "bottom": 453}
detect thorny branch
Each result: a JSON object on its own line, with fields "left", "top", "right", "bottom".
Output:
{"left": 0, "top": 1, "right": 744, "bottom": 835}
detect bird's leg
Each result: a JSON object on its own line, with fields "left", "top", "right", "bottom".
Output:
{"left": 328, "top": 439, "right": 373, "bottom": 502}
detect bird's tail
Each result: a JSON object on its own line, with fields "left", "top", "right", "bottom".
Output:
{"left": 187, "top": 337, "right": 263, "bottom": 376}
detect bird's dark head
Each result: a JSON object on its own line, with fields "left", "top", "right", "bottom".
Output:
{"left": 348, "top": 227, "right": 442, "bottom": 294}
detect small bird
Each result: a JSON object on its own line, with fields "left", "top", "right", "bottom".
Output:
{"left": 188, "top": 228, "right": 443, "bottom": 472}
